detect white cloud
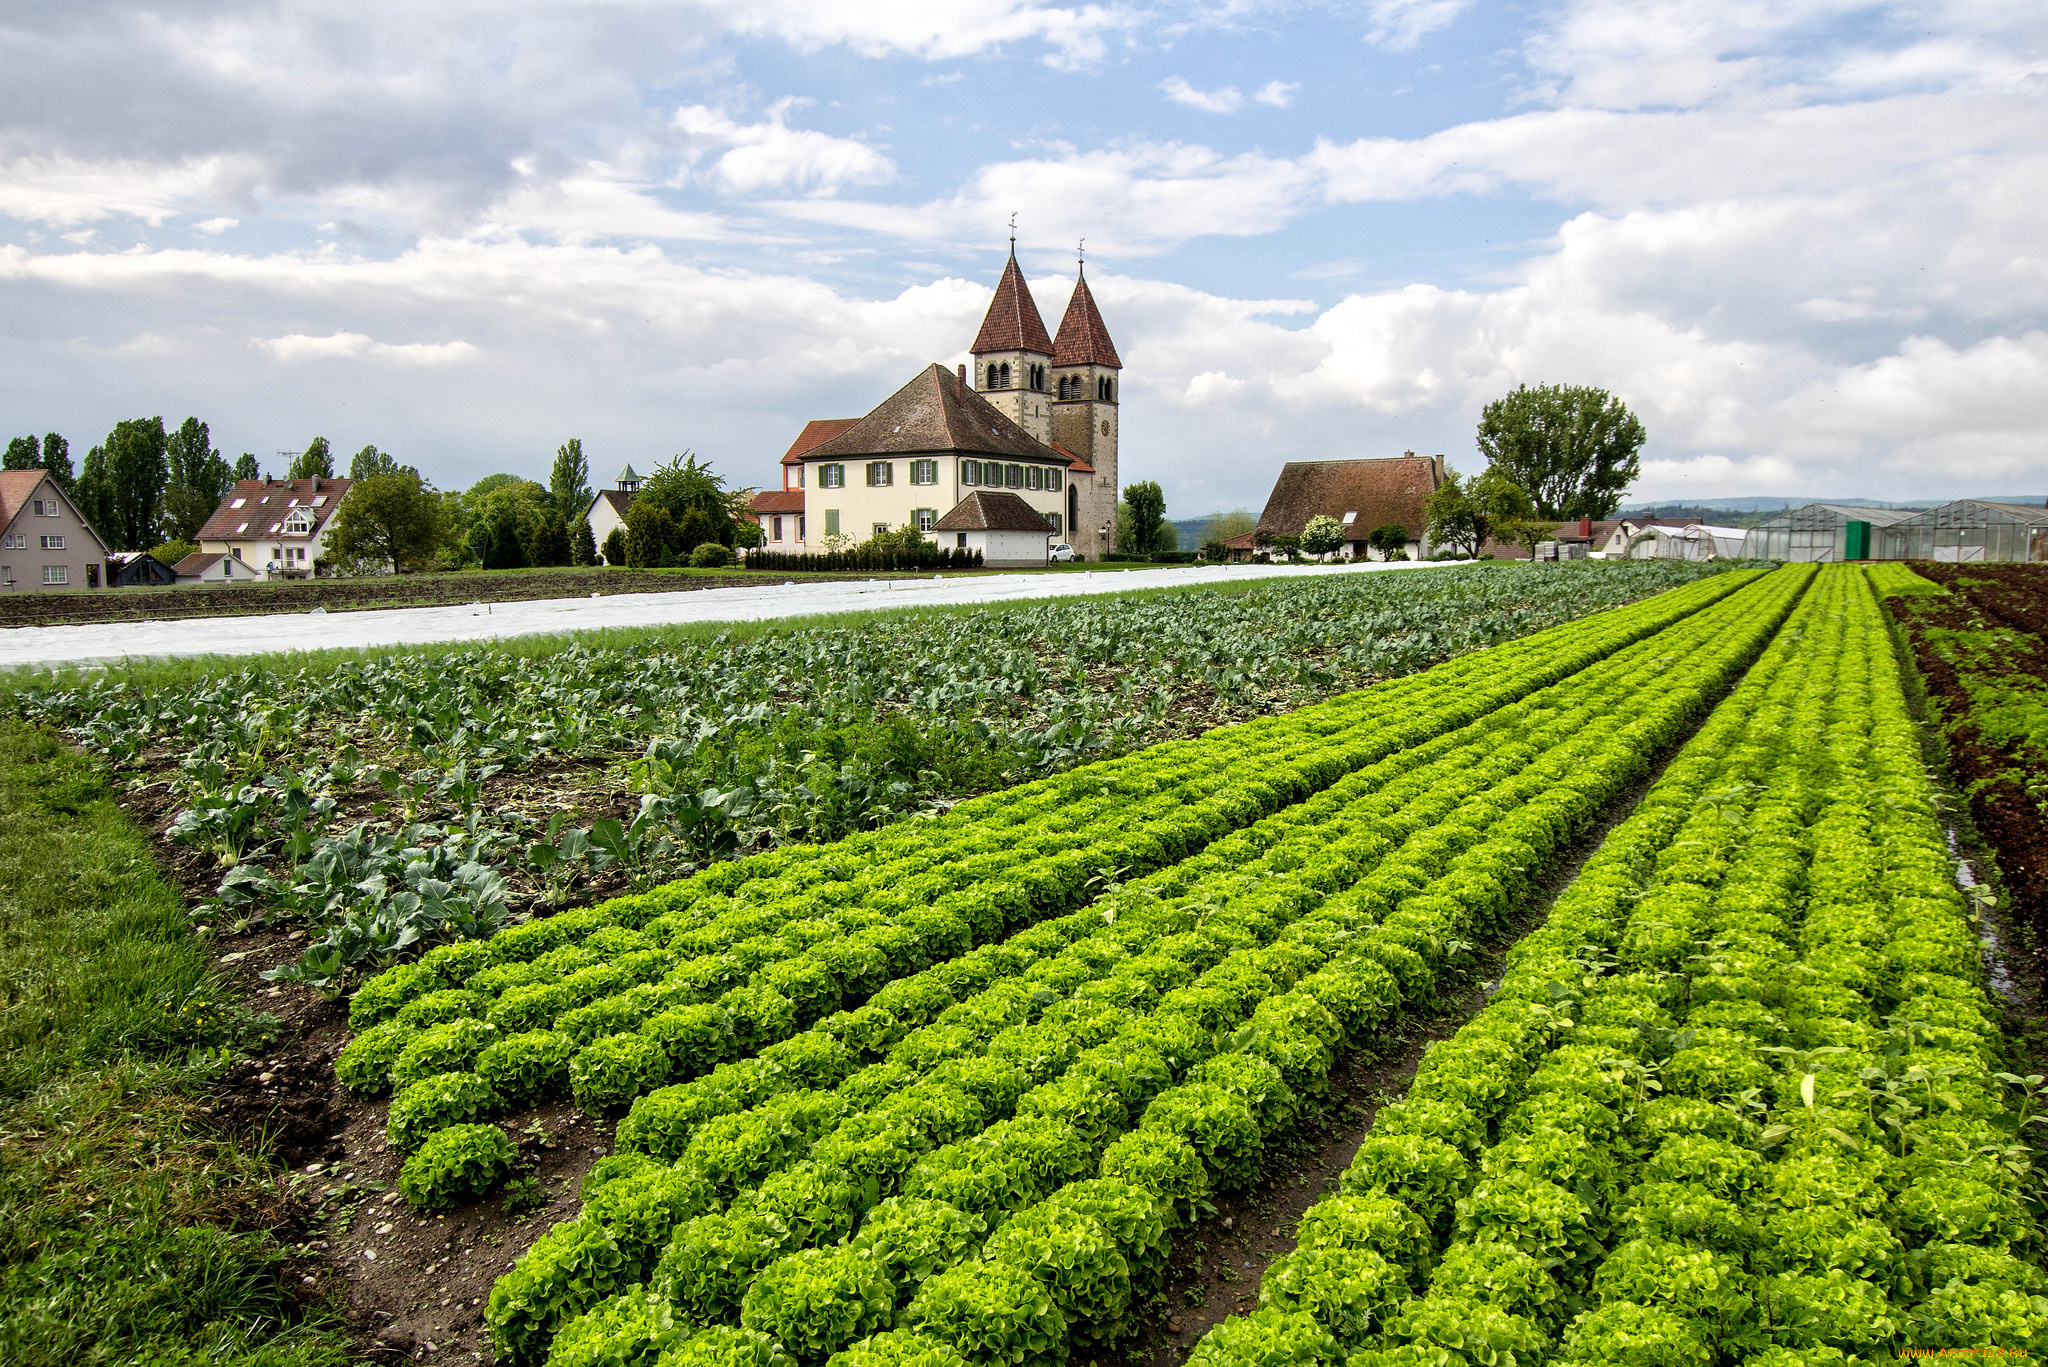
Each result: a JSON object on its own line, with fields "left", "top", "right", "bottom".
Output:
{"left": 261, "top": 331, "right": 480, "bottom": 365}
{"left": 1159, "top": 77, "right": 1243, "bottom": 113}
{"left": 195, "top": 217, "right": 240, "bottom": 234}
{"left": 1253, "top": 80, "right": 1298, "bottom": 107}
{"left": 1364, "top": 0, "right": 1473, "bottom": 51}
{"left": 675, "top": 103, "right": 896, "bottom": 196}
{"left": 0, "top": 156, "right": 246, "bottom": 228}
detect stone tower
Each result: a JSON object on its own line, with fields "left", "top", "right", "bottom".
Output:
{"left": 968, "top": 249, "right": 1056, "bottom": 444}
{"left": 1050, "top": 263, "right": 1122, "bottom": 556}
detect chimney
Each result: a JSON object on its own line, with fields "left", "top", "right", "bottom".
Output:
{"left": 1578, "top": 516, "right": 1591, "bottom": 537}
{"left": 310, "top": 476, "right": 320, "bottom": 495}
{"left": 1432, "top": 454, "right": 1445, "bottom": 485}
{"left": 957, "top": 364, "right": 967, "bottom": 386}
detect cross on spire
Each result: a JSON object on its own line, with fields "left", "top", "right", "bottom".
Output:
{"left": 1008, "top": 211, "right": 1017, "bottom": 254}
{"left": 1077, "top": 237, "right": 1086, "bottom": 276}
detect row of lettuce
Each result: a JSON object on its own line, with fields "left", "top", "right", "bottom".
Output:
{"left": 334, "top": 570, "right": 1764, "bottom": 1169}
{"left": 454, "top": 566, "right": 1814, "bottom": 1366}
{"left": 1184, "top": 564, "right": 2046, "bottom": 1366}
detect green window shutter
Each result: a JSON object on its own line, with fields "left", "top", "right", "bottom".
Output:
{"left": 825, "top": 510, "right": 840, "bottom": 536}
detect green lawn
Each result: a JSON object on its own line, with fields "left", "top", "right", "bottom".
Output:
{"left": 0, "top": 721, "right": 353, "bottom": 1367}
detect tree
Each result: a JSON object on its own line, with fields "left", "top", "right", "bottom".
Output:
{"left": 601, "top": 527, "right": 627, "bottom": 567}
{"left": 572, "top": 517, "right": 598, "bottom": 567}
{"left": 327, "top": 470, "right": 446, "bottom": 573}
{"left": 3, "top": 436, "right": 36, "bottom": 470}
{"left": 288, "top": 437, "right": 334, "bottom": 481}
{"left": 677, "top": 507, "right": 716, "bottom": 554}
{"left": 152, "top": 539, "right": 198, "bottom": 569}
{"left": 233, "top": 452, "right": 260, "bottom": 482}
{"left": 75, "top": 446, "right": 115, "bottom": 541}
{"left": 1299, "top": 514, "right": 1345, "bottom": 559}
{"left": 1424, "top": 469, "right": 1481, "bottom": 558}
{"left": 104, "top": 417, "right": 169, "bottom": 550}
{"left": 1368, "top": 524, "right": 1409, "bottom": 559}
{"left": 1200, "top": 508, "right": 1255, "bottom": 545}
{"left": 41, "top": 434, "right": 74, "bottom": 493}
{"left": 550, "top": 439, "right": 592, "bottom": 518}
{"left": 1120, "top": 480, "right": 1167, "bottom": 555}
{"left": 624, "top": 503, "right": 678, "bottom": 568}
{"left": 635, "top": 453, "right": 736, "bottom": 546}
{"left": 1476, "top": 383, "right": 1644, "bottom": 519}
{"left": 525, "top": 513, "right": 571, "bottom": 568}
{"left": 464, "top": 478, "right": 548, "bottom": 569}
{"left": 349, "top": 445, "right": 415, "bottom": 481}
{"left": 163, "top": 417, "right": 234, "bottom": 541}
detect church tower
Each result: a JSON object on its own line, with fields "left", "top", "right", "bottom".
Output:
{"left": 1051, "top": 260, "right": 1122, "bottom": 556}
{"left": 969, "top": 246, "right": 1056, "bottom": 444}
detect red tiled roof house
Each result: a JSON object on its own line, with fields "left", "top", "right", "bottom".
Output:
{"left": 196, "top": 475, "right": 353, "bottom": 578}
{"left": 0, "top": 469, "right": 112, "bottom": 591}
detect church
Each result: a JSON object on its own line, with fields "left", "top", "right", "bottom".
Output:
{"left": 751, "top": 248, "right": 1124, "bottom": 566}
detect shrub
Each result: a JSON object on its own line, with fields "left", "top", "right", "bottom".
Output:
{"left": 690, "top": 543, "right": 734, "bottom": 569}
{"left": 336, "top": 1020, "right": 418, "bottom": 1096}
{"left": 903, "top": 1261, "right": 1065, "bottom": 1367}
{"left": 487, "top": 1218, "right": 638, "bottom": 1367}
{"left": 399, "top": 1122, "right": 517, "bottom": 1211}
{"left": 478, "top": 1029, "right": 579, "bottom": 1107}
{"left": 387, "top": 1071, "right": 503, "bottom": 1152}
{"left": 739, "top": 1246, "right": 895, "bottom": 1363}
{"left": 571, "top": 1033, "right": 671, "bottom": 1116}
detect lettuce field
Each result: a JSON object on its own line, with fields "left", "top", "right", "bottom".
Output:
{"left": 6, "top": 559, "right": 2044, "bottom": 1367}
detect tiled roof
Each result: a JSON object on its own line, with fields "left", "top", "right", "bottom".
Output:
{"left": 803, "top": 364, "right": 1069, "bottom": 464}
{"left": 934, "top": 491, "right": 1056, "bottom": 533}
{"left": 1052, "top": 272, "right": 1121, "bottom": 369}
{"left": 970, "top": 254, "right": 1054, "bottom": 356}
{"left": 781, "top": 418, "right": 860, "bottom": 466}
{"left": 749, "top": 490, "right": 805, "bottom": 514}
{"left": 0, "top": 469, "right": 50, "bottom": 526}
{"left": 173, "top": 551, "right": 226, "bottom": 575}
{"left": 1051, "top": 441, "right": 1093, "bottom": 475}
{"left": 197, "top": 477, "right": 352, "bottom": 542}
{"left": 591, "top": 489, "right": 634, "bottom": 519}
{"left": 1254, "top": 456, "right": 1442, "bottom": 542}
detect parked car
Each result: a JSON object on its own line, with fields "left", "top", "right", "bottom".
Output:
{"left": 1047, "top": 542, "right": 1075, "bottom": 563}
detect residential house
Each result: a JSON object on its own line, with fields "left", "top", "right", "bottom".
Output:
{"left": 195, "top": 476, "right": 353, "bottom": 578}
{"left": 1252, "top": 453, "right": 1445, "bottom": 559}
{"left": 172, "top": 551, "right": 255, "bottom": 585}
{"left": 0, "top": 469, "right": 112, "bottom": 591}
{"left": 749, "top": 490, "right": 807, "bottom": 553}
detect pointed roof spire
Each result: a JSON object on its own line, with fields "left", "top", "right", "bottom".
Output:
{"left": 971, "top": 251, "right": 1055, "bottom": 356}
{"left": 1053, "top": 268, "right": 1122, "bottom": 369}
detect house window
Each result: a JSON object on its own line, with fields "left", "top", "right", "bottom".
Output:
{"left": 232, "top": 546, "right": 242, "bottom": 560}
{"left": 1342, "top": 511, "right": 1357, "bottom": 525}
{"left": 283, "top": 509, "right": 313, "bottom": 534}
{"left": 235, "top": 522, "right": 248, "bottom": 534}
{"left": 824, "top": 510, "right": 840, "bottom": 536}
{"left": 961, "top": 460, "right": 980, "bottom": 486}
{"left": 43, "top": 565, "right": 67, "bottom": 585}
{"left": 1026, "top": 466, "right": 1042, "bottom": 491}
{"left": 819, "top": 464, "right": 845, "bottom": 489}
{"left": 1005, "top": 464, "right": 1023, "bottom": 489}
{"left": 772, "top": 515, "right": 784, "bottom": 542}
{"left": 230, "top": 497, "right": 245, "bottom": 508}
{"left": 797, "top": 515, "right": 806, "bottom": 540}
{"left": 956, "top": 533, "right": 968, "bottom": 548}
{"left": 1, "top": 535, "right": 12, "bottom": 548}
{"left": 40, "top": 534, "right": 64, "bottom": 550}
{"left": 911, "top": 459, "right": 937, "bottom": 485}
{"left": 915, "top": 508, "right": 937, "bottom": 532}
{"left": 1050, "top": 513, "right": 1064, "bottom": 534}
{"left": 0, "top": 565, "right": 10, "bottom": 584}
{"left": 1046, "top": 471, "right": 1061, "bottom": 494}
{"left": 865, "top": 461, "right": 893, "bottom": 487}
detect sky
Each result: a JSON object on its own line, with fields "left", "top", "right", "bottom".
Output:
{"left": 2, "top": 1, "right": 2045, "bottom": 516}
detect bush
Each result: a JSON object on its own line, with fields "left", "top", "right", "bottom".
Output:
{"left": 399, "top": 1123, "right": 518, "bottom": 1211}
{"left": 690, "top": 543, "right": 734, "bottom": 569}
{"left": 571, "top": 1033, "right": 671, "bottom": 1116}
{"left": 601, "top": 527, "right": 627, "bottom": 567}
{"left": 478, "top": 1029, "right": 579, "bottom": 1107}
{"left": 739, "top": 1246, "right": 895, "bottom": 1362}
{"left": 387, "top": 1071, "right": 504, "bottom": 1152}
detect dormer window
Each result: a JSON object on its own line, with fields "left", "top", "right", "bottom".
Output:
{"left": 282, "top": 508, "right": 314, "bottom": 535}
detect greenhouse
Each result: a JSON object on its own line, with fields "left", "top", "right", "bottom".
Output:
{"left": 1874, "top": 499, "right": 2048, "bottom": 562}
{"left": 1738, "top": 503, "right": 1915, "bottom": 561}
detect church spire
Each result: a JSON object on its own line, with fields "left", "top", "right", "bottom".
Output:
{"left": 1052, "top": 265, "right": 1121, "bottom": 370}
{"left": 970, "top": 251, "right": 1054, "bottom": 357}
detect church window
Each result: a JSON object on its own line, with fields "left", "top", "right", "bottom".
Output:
{"left": 911, "top": 459, "right": 937, "bottom": 485}
{"left": 1005, "top": 464, "right": 1023, "bottom": 489}
{"left": 1098, "top": 377, "right": 1114, "bottom": 401}
{"left": 961, "top": 460, "right": 981, "bottom": 486}
{"left": 866, "top": 461, "right": 894, "bottom": 487}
